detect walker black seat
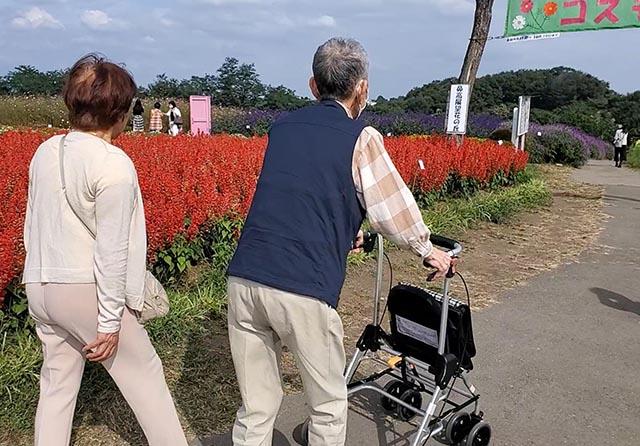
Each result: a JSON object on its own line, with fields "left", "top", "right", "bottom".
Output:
{"left": 388, "top": 283, "right": 476, "bottom": 371}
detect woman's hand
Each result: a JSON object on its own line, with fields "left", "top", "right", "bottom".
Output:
{"left": 83, "top": 331, "right": 120, "bottom": 362}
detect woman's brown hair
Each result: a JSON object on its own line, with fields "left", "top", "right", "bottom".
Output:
{"left": 63, "top": 54, "right": 137, "bottom": 131}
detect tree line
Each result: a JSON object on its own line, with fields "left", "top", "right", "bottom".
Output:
{"left": 1, "top": 59, "right": 637, "bottom": 138}
{"left": 0, "top": 57, "right": 311, "bottom": 110}
{"left": 372, "top": 66, "right": 639, "bottom": 140}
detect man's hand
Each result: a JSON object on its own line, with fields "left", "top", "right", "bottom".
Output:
{"left": 83, "top": 331, "right": 120, "bottom": 362}
{"left": 350, "top": 230, "right": 364, "bottom": 254}
{"left": 423, "top": 248, "right": 455, "bottom": 281}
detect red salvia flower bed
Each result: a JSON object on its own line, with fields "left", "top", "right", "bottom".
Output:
{"left": 0, "top": 130, "right": 528, "bottom": 302}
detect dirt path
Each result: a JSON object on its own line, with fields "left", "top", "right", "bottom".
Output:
{"left": 337, "top": 165, "right": 604, "bottom": 361}
{"left": 236, "top": 162, "right": 638, "bottom": 446}
{"left": 273, "top": 164, "right": 605, "bottom": 415}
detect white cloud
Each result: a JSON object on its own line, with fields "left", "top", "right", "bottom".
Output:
{"left": 358, "top": 0, "right": 474, "bottom": 15}
{"left": 143, "top": 35, "right": 156, "bottom": 43}
{"left": 309, "top": 15, "right": 337, "bottom": 28}
{"left": 153, "top": 9, "right": 175, "bottom": 27}
{"left": 81, "top": 10, "right": 112, "bottom": 29}
{"left": 198, "top": 0, "right": 286, "bottom": 4}
{"left": 11, "top": 7, "right": 63, "bottom": 29}
{"left": 428, "top": 0, "right": 474, "bottom": 15}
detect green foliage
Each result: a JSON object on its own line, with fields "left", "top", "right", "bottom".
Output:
{"left": 0, "top": 329, "right": 42, "bottom": 430}
{"left": 0, "top": 96, "right": 68, "bottom": 128}
{"left": 488, "top": 127, "right": 512, "bottom": 142}
{"left": 422, "top": 173, "right": 550, "bottom": 235}
{"left": 375, "top": 67, "right": 614, "bottom": 115}
{"left": 0, "top": 284, "right": 33, "bottom": 337}
{"left": 211, "top": 57, "right": 265, "bottom": 108}
{"left": 145, "top": 74, "right": 184, "bottom": 98}
{"left": 262, "top": 85, "right": 311, "bottom": 110}
{"left": 151, "top": 217, "right": 243, "bottom": 284}
{"left": 536, "top": 130, "right": 586, "bottom": 168}
{"left": 4, "top": 65, "right": 67, "bottom": 96}
{"left": 554, "top": 102, "right": 615, "bottom": 141}
{"left": 609, "top": 91, "right": 640, "bottom": 140}
{"left": 627, "top": 141, "right": 640, "bottom": 169}
{"left": 370, "top": 66, "right": 637, "bottom": 142}
{"left": 0, "top": 76, "right": 11, "bottom": 95}
{"left": 529, "top": 108, "right": 557, "bottom": 125}
{"left": 0, "top": 59, "right": 309, "bottom": 109}
{"left": 525, "top": 133, "right": 554, "bottom": 164}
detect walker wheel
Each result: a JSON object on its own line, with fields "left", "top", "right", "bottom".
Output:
{"left": 300, "top": 418, "right": 310, "bottom": 445}
{"left": 396, "top": 389, "right": 422, "bottom": 421}
{"left": 444, "top": 411, "right": 472, "bottom": 445}
{"left": 465, "top": 421, "right": 491, "bottom": 446}
{"left": 380, "top": 380, "right": 407, "bottom": 411}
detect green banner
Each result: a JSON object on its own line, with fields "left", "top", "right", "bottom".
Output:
{"left": 505, "top": 0, "right": 640, "bottom": 36}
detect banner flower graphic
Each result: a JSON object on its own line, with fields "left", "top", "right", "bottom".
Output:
{"left": 505, "top": 0, "right": 640, "bottom": 36}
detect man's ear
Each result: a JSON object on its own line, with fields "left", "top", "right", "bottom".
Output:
{"left": 362, "top": 79, "right": 369, "bottom": 98}
{"left": 309, "top": 76, "right": 321, "bottom": 100}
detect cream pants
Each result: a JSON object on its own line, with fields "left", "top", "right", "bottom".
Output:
{"left": 26, "top": 283, "right": 188, "bottom": 446}
{"left": 227, "top": 277, "right": 348, "bottom": 446}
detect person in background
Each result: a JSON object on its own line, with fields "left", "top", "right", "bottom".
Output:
{"left": 149, "top": 102, "right": 163, "bottom": 133}
{"left": 132, "top": 99, "right": 145, "bottom": 132}
{"left": 166, "top": 100, "right": 183, "bottom": 136}
{"left": 614, "top": 124, "right": 625, "bottom": 168}
{"left": 22, "top": 54, "right": 189, "bottom": 446}
{"left": 225, "top": 37, "right": 453, "bottom": 446}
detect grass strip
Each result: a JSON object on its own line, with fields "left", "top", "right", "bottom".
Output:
{"left": 0, "top": 171, "right": 550, "bottom": 441}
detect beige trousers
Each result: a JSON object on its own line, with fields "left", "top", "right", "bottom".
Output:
{"left": 227, "top": 277, "right": 347, "bottom": 446}
{"left": 26, "top": 283, "right": 188, "bottom": 446}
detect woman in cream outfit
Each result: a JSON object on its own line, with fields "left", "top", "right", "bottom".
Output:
{"left": 22, "top": 54, "right": 188, "bottom": 446}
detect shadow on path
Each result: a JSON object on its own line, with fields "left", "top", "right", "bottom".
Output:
{"left": 591, "top": 287, "right": 640, "bottom": 317}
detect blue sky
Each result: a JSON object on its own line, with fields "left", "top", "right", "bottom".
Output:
{"left": 0, "top": 0, "right": 638, "bottom": 98}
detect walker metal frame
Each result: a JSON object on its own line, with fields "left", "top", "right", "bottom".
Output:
{"left": 343, "top": 233, "right": 489, "bottom": 446}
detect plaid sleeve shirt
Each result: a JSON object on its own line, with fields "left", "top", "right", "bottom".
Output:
{"left": 351, "top": 126, "right": 433, "bottom": 258}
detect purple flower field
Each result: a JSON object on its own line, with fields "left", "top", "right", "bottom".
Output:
{"left": 216, "top": 108, "right": 611, "bottom": 165}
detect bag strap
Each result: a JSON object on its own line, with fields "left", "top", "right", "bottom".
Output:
{"left": 59, "top": 135, "right": 96, "bottom": 239}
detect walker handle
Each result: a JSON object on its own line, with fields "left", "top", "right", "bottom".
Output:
{"left": 426, "top": 235, "right": 461, "bottom": 281}
{"left": 361, "top": 231, "right": 378, "bottom": 253}
{"left": 429, "top": 235, "right": 462, "bottom": 257}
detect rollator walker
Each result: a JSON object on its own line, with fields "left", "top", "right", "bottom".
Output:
{"left": 301, "top": 233, "right": 491, "bottom": 446}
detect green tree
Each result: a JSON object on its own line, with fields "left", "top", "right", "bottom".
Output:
{"left": 6, "top": 65, "right": 66, "bottom": 95}
{"left": 609, "top": 91, "right": 640, "bottom": 138}
{"left": 212, "top": 57, "right": 265, "bottom": 107}
{"left": 262, "top": 85, "right": 308, "bottom": 110}
{"left": 147, "top": 74, "right": 183, "bottom": 98}
{"left": 0, "top": 76, "right": 10, "bottom": 95}
{"left": 556, "top": 101, "right": 615, "bottom": 140}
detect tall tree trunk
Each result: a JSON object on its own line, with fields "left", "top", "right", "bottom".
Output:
{"left": 459, "top": 0, "right": 495, "bottom": 90}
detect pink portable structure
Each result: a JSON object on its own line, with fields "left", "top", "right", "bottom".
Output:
{"left": 189, "top": 95, "right": 211, "bottom": 136}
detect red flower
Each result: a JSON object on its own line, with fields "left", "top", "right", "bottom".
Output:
{"left": 0, "top": 130, "right": 529, "bottom": 303}
{"left": 543, "top": 2, "right": 558, "bottom": 16}
{"left": 520, "top": 0, "right": 534, "bottom": 13}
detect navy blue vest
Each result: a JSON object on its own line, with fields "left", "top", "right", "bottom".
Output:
{"left": 227, "top": 101, "right": 367, "bottom": 307}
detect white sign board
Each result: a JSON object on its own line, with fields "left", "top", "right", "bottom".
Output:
{"left": 511, "top": 107, "right": 519, "bottom": 147}
{"left": 446, "top": 84, "right": 471, "bottom": 135}
{"left": 517, "top": 96, "right": 531, "bottom": 136}
{"left": 506, "top": 33, "right": 560, "bottom": 43}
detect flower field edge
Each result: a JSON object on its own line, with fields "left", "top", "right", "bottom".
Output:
{"left": 0, "top": 129, "right": 528, "bottom": 303}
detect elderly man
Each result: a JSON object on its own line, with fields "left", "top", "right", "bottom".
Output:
{"left": 226, "top": 37, "right": 452, "bottom": 446}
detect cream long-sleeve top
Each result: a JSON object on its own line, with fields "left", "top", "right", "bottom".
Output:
{"left": 23, "top": 132, "right": 147, "bottom": 333}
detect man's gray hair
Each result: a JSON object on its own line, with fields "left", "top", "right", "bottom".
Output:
{"left": 312, "top": 38, "right": 369, "bottom": 101}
